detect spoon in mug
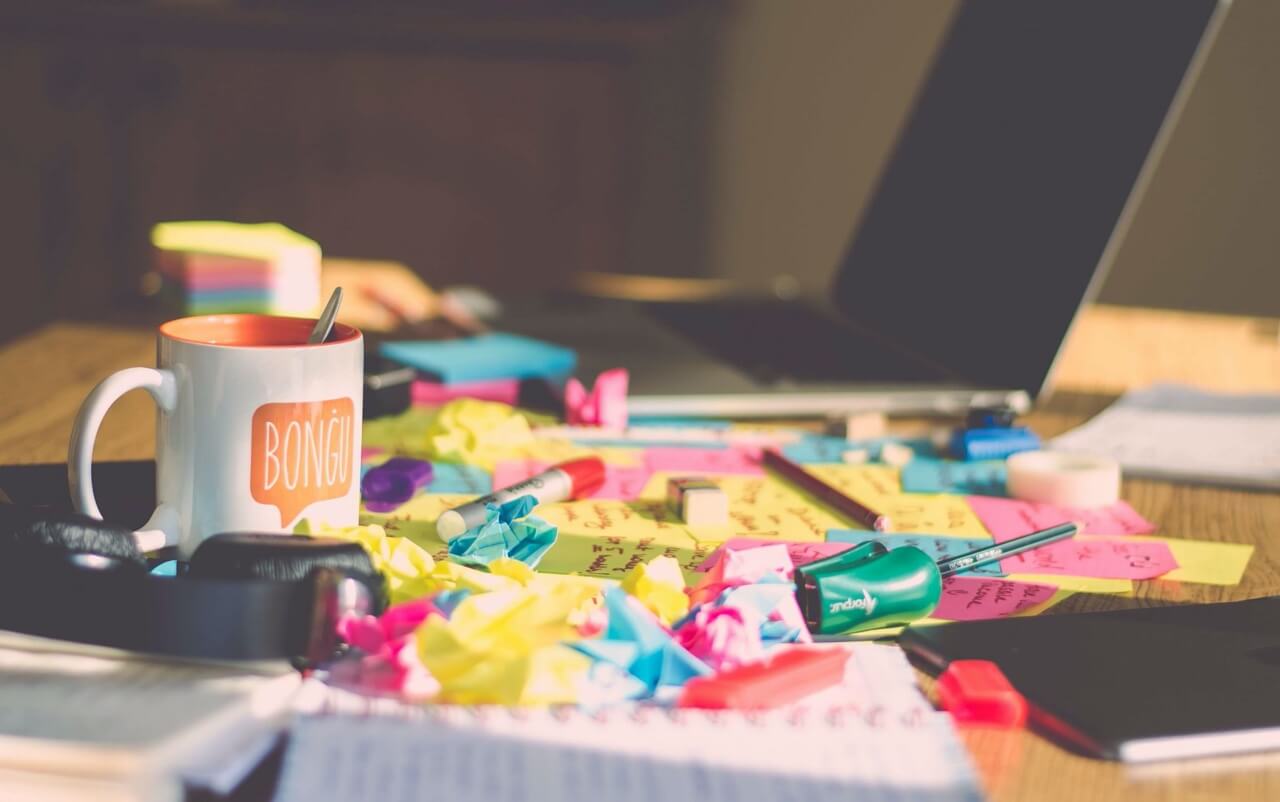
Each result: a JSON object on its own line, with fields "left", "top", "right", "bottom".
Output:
{"left": 308, "top": 287, "right": 344, "bottom": 344}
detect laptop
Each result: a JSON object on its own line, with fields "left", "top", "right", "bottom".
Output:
{"left": 506, "top": 0, "right": 1230, "bottom": 418}
{"left": 902, "top": 597, "right": 1280, "bottom": 763}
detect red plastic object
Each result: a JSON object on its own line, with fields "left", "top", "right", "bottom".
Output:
{"left": 936, "top": 659, "right": 1027, "bottom": 727}
{"left": 677, "top": 647, "right": 849, "bottom": 710}
{"left": 558, "top": 457, "right": 607, "bottom": 499}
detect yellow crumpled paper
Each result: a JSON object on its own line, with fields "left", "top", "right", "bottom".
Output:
{"left": 621, "top": 556, "right": 690, "bottom": 626}
{"left": 423, "top": 399, "right": 536, "bottom": 470}
{"left": 417, "top": 583, "right": 601, "bottom": 705}
{"left": 296, "top": 522, "right": 609, "bottom": 605}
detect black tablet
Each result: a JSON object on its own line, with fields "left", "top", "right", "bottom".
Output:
{"left": 901, "top": 597, "right": 1280, "bottom": 762}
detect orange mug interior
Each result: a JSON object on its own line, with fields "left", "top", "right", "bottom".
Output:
{"left": 159, "top": 314, "right": 360, "bottom": 347}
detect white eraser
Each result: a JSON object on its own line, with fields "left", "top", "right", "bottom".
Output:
{"left": 843, "top": 412, "right": 887, "bottom": 441}
{"left": 667, "top": 477, "right": 728, "bottom": 526}
{"left": 879, "top": 443, "right": 915, "bottom": 467}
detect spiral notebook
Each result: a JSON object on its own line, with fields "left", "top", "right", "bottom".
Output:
{"left": 275, "top": 645, "right": 984, "bottom": 802}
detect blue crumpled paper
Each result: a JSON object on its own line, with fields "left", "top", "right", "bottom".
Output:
{"left": 570, "top": 588, "right": 711, "bottom": 695}
{"left": 446, "top": 495, "right": 558, "bottom": 569}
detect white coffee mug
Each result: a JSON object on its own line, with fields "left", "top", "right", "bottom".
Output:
{"left": 69, "top": 314, "right": 364, "bottom": 558}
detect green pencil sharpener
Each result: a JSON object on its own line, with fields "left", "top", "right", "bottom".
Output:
{"left": 795, "top": 542, "right": 942, "bottom": 635}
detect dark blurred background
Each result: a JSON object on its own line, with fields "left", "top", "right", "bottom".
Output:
{"left": 1, "top": 0, "right": 1277, "bottom": 344}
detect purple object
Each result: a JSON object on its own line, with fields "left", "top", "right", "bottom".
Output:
{"left": 379, "top": 457, "right": 434, "bottom": 487}
{"left": 361, "top": 458, "right": 434, "bottom": 512}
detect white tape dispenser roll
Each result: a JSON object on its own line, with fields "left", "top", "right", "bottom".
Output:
{"left": 1005, "top": 451, "right": 1122, "bottom": 508}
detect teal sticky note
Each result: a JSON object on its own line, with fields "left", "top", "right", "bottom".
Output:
{"left": 783, "top": 435, "right": 938, "bottom": 464}
{"left": 900, "top": 457, "right": 1007, "bottom": 496}
{"left": 381, "top": 333, "right": 576, "bottom": 384}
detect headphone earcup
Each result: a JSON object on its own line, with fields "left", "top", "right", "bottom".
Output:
{"left": 0, "top": 505, "right": 146, "bottom": 565}
{"left": 188, "top": 533, "right": 385, "bottom": 609}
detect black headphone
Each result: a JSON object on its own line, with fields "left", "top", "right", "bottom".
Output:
{"left": 0, "top": 503, "right": 383, "bottom": 665}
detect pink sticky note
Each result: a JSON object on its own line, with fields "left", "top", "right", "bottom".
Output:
{"left": 933, "top": 577, "right": 1059, "bottom": 621}
{"left": 644, "top": 447, "right": 763, "bottom": 476}
{"left": 564, "top": 368, "right": 629, "bottom": 428}
{"left": 361, "top": 446, "right": 386, "bottom": 461}
{"left": 966, "top": 496, "right": 1156, "bottom": 540}
{"left": 697, "top": 537, "right": 855, "bottom": 573}
{"left": 411, "top": 378, "right": 520, "bottom": 406}
{"left": 999, "top": 535, "right": 1177, "bottom": 579}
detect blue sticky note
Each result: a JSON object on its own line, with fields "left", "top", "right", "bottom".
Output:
{"left": 381, "top": 333, "right": 576, "bottom": 384}
{"left": 827, "top": 530, "right": 1004, "bottom": 576}
{"left": 426, "top": 463, "right": 492, "bottom": 494}
{"left": 783, "top": 434, "right": 938, "bottom": 464}
{"left": 899, "top": 457, "right": 1007, "bottom": 496}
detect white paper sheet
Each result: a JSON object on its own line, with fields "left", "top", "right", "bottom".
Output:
{"left": 1052, "top": 384, "right": 1280, "bottom": 489}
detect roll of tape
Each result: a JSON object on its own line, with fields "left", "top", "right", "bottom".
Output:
{"left": 1005, "top": 451, "right": 1121, "bottom": 508}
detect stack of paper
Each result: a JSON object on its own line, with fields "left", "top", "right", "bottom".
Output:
{"left": 0, "top": 638, "right": 300, "bottom": 802}
{"left": 1052, "top": 383, "right": 1280, "bottom": 490}
{"left": 151, "top": 221, "right": 321, "bottom": 317}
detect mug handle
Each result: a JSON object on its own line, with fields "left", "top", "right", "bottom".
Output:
{"left": 68, "top": 367, "right": 180, "bottom": 553}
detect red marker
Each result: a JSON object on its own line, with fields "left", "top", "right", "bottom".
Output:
{"left": 936, "top": 660, "right": 1026, "bottom": 727}
{"left": 434, "top": 457, "right": 605, "bottom": 541}
{"left": 677, "top": 648, "right": 849, "bottom": 710}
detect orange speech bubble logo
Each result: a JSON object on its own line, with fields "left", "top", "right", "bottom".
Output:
{"left": 250, "top": 397, "right": 355, "bottom": 527}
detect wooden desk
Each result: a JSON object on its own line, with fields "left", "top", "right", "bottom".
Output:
{"left": 1, "top": 303, "right": 1278, "bottom": 801}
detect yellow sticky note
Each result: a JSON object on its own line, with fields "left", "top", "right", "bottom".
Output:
{"left": 805, "top": 465, "right": 989, "bottom": 537}
{"left": 1007, "top": 573, "right": 1132, "bottom": 595}
{"left": 1014, "top": 588, "right": 1075, "bottom": 616}
{"left": 640, "top": 473, "right": 853, "bottom": 543}
{"left": 537, "top": 527, "right": 708, "bottom": 585}
{"left": 361, "top": 494, "right": 471, "bottom": 557}
{"left": 1153, "top": 538, "right": 1254, "bottom": 586}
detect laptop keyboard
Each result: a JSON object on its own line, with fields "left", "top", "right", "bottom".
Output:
{"left": 643, "top": 300, "right": 940, "bottom": 385}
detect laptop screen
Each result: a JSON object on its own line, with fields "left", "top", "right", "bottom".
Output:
{"left": 831, "top": 0, "right": 1221, "bottom": 395}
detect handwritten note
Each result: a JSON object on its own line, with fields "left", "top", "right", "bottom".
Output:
{"left": 966, "top": 495, "right": 1156, "bottom": 539}
{"left": 696, "top": 537, "right": 854, "bottom": 573}
{"left": 360, "top": 494, "right": 469, "bottom": 557}
{"left": 932, "top": 577, "right": 1060, "bottom": 621}
{"left": 899, "top": 458, "right": 1006, "bottom": 496}
{"left": 827, "top": 531, "right": 1005, "bottom": 576}
{"left": 807, "top": 466, "right": 991, "bottom": 537}
{"left": 537, "top": 529, "right": 707, "bottom": 584}
{"left": 640, "top": 474, "right": 853, "bottom": 543}
{"left": 998, "top": 535, "right": 1177, "bottom": 579}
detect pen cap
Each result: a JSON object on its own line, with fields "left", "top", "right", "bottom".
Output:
{"left": 557, "top": 457, "right": 606, "bottom": 499}
{"left": 801, "top": 546, "right": 942, "bottom": 635}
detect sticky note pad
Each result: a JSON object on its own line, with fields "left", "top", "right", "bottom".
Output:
{"left": 381, "top": 333, "right": 576, "bottom": 384}
{"left": 900, "top": 458, "right": 1007, "bottom": 496}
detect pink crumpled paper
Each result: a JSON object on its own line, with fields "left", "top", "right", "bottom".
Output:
{"left": 331, "top": 598, "right": 442, "bottom": 699}
{"left": 674, "top": 605, "right": 765, "bottom": 672}
{"left": 564, "top": 368, "right": 629, "bottom": 428}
